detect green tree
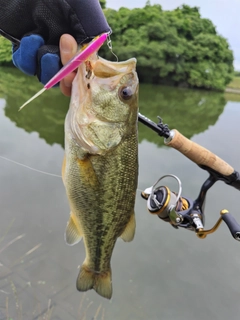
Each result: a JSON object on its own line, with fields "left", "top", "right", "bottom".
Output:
{"left": 100, "top": 4, "right": 234, "bottom": 90}
{"left": 0, "top": 36, "right": 12, "bottom": 66}
{"left": 99, "top": 0, "right": 106, "bottom": 9}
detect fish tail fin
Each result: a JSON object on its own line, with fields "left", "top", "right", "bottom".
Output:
{"left": 77, "top": 263, "right": 112, "bottom": 299}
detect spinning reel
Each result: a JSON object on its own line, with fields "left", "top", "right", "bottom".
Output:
{"left": 141, "top": 174, "right": 240, "bottom": 240}
{"left": 139, "top": 114, "right": 240, "bottom": 241}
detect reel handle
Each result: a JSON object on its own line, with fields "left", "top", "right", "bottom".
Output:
{"left": 165, "top": 130, "right": 234, "bottom": 177}
{"left": 221, "top": 210, "right": 240, "bottom": 241}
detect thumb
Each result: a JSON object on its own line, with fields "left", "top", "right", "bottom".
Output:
{"left": 60, "top": 34, "right": 78, "bottom": 65}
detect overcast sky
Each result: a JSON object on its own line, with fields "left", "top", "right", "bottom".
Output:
{"left": 106, "top": 0, "right": 240, "bottom": 70}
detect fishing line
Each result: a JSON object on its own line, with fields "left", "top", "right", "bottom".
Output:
{"left": 0, "top": 155, "right": 61, "bottom": 178}
{"left": 107, "top": 35, "right": 118, "bottom": 62}
{"left": 0, "top": 156, "right": 145, "bottom": 193}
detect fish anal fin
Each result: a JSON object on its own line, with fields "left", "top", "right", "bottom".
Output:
{"left": 120, "top": 212, "right": 136, "bottom": 242}
{"left": 65, "top": 212, "right": 82, "bottom": 246}
{"left": 77, "top": 263, "right": 112, "bottom": 300}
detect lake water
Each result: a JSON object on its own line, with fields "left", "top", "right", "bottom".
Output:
{"left": 0, "top": 67, "right": 240, "bottom": 320}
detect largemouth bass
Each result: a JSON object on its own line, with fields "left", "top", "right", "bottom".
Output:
{"left": 62, "top": 54, "right": 139, "bottom": 299}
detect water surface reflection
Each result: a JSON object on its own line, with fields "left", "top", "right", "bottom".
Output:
{"left": 0, "top": 68, "right": 240, "bottom": 320}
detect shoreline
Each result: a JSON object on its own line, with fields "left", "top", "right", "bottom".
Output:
{"left": 225, "top": 87, "right": 240, "bottom": 94}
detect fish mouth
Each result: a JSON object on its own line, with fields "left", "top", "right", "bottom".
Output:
{"left": 91, "top": 56, "right": 137, "bottom": 79}
{"left": 77, "top": 54, "right": 137, "bottom": 85}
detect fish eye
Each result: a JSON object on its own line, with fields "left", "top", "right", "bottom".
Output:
{"left": 119, "top": 86, "right": 133, "bottom": 100}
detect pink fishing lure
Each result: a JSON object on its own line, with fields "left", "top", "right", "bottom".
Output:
{"left": 45, "top": 33, "right": 109, "bottom": 89}
{"left": 19, "top": 32, "right": 109, "bottom": 110}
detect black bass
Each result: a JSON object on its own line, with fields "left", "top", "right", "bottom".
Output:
{"left": 62, "top": 54, "right": 139, "bottom": 299}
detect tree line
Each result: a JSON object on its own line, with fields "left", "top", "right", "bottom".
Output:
{"left": 0, "top": 1, "right": 234, "bottom": 91}
{"left": 100, "top": 2, "right": 234, "bottom": 90}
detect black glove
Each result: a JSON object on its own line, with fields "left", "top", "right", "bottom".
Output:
{"left": 0, "top": 0, "right": 111, "bottom": 84}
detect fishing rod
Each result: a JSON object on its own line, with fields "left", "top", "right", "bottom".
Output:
{"left": 139, "top": 113, "right": 240, "bottom": 241}
{"left": 0, "top": 28, "right": 20, "bottom": 45}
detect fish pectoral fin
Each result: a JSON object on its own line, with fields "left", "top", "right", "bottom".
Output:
{"left": 77, "top": 262, "right": 112, "bottom": 300}
{"left": 64, "top": 212, "right": 83, "bottom": 246}
{"left": 120, "top": 212, "right": 136, "bottom": 242}
{"left": 62, "top": 154, "right": 66, "bottom": 184}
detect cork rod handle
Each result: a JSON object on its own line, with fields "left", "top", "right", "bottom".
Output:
{"left": 165, "top": 130, "right": 234, "bottom": 176}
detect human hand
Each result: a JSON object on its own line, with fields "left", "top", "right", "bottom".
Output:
{"left": 0, "top": 0, "right": 110, "bottom": 86}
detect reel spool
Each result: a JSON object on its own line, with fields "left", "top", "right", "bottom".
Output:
{"left": 142, "top": 175, "right": 189, "bottom": 223}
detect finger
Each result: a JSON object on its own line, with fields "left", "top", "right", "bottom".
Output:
{"left": 60, "top": 72, "right": 76, "bottom": 97}
{"left": 13, "top": 35, "right": 44, "bottom": 75}
{"left": 37, "top": 45, "right": 60, "bottom": 84}
{"left": 60, "top": 34, "right": 78, "bottom": 65}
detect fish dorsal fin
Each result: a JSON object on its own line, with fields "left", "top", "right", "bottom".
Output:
{"left": 65, "top": 212, "right": 83, "bottom": 245}
{"left": 120, "top": 212, "right": 136, "bottom": 242}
